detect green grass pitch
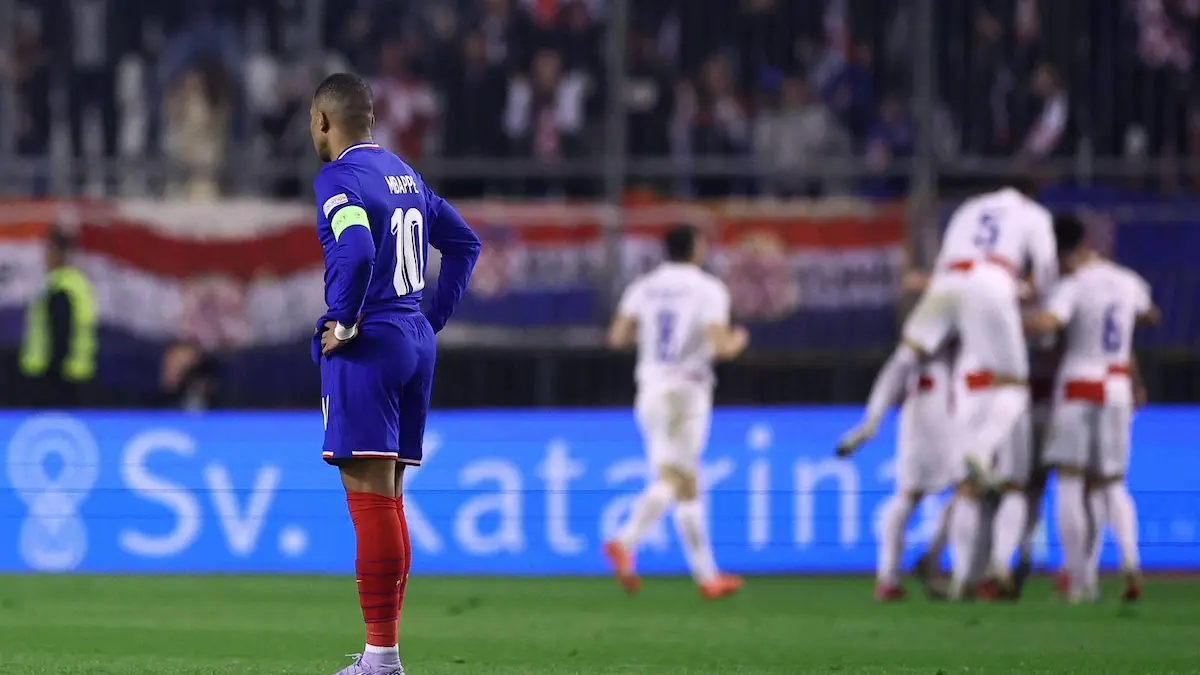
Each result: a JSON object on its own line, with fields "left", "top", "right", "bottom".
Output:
{"left": 1, "top": 575, "right": 1198, "bottom": 674}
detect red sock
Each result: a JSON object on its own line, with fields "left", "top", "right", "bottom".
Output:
{"left": 396, "top": 495, "right": 412, "bottom": 620}
{"left": 347, "top": 491, "right": 404, "bottom": 648}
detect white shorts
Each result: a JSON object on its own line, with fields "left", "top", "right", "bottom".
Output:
{"left": 1043, "top": 401, "right": 1133, "bottom": 478}
{"left": 955, "top": 387, "right": 1034, "bottom": 485}
{"left": 635, "top": 383, "right": 713, "bottom": 473}
{"left": 895, "top": 380, "right": 956, "bottom": 494}
{"left": 903, "top": 265, "right": 1028, "bottom": 379}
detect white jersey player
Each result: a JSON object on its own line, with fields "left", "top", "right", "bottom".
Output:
{"left": 895, "top": 184, "right": 1058, "bottom": 599}
{"left": 837, "top": 339, "right": 959, "bottom": 601}
{"left": 1025, "top": 215, "right": 1157, "bottom": 604}
{"left": 603, "top": 225, "right": 749, "bottom": 600}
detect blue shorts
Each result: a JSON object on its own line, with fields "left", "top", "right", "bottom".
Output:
{"left": 319, "top": 313, "right": 435, "bottom": 466}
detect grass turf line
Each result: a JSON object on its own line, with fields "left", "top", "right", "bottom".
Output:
{"left": 0, "top": 575, "right": 1197, "bottom": 674}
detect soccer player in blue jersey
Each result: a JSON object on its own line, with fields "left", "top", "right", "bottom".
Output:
{"left": 308, "top": 73, "right": 481, "bottom": 675}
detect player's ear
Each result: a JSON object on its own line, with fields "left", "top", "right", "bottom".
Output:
{"left": 319, "top": 110, "right": 331, "bottom": 134}
{"left": 367, "top": 111, "right": 375, "bottom": 129}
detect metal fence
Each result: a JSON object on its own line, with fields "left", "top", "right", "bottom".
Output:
{"left": 6, "top": 1, "right": 1200, "bottom": 252}
{"left": 2, "top": 0, "right": 1200, "bottom": 409}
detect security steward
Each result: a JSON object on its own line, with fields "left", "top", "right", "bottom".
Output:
{"left": 19, "top": 229, "right": 98, "bottom": 407}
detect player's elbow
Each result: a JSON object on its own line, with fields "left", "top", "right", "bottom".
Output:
{"left": 1138, "top": 307, "right": 1161, "bottom": 326}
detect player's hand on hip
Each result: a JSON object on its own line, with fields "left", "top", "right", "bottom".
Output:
{"left": 321, "top": 319, "right": 354, "bottom": 356}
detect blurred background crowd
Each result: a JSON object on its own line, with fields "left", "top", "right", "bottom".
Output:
{"left": 4, "top": 0, "right": 1200, "bottom": 199}
{"left": 0, "top": 0, "right": 1198, "bottom": 410}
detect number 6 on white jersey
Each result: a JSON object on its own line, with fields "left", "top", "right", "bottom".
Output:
{"left": 391, "top": 207, "right": 426, "bottom": 296}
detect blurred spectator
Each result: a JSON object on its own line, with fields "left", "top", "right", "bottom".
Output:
{"left": 753, "top": 76, "right": 851, "bottom": 198}
{"left": 556, "top": 1, "right": 604, "bottom": 79}
{"left": 47, "top": 0, "right": 129, "bottom": 185}
{"left": 1020, "top": 62, "right": 1070, "bottom": 159}
{"left": 625, "top": 31, "right": 673, "bottom": 158}
{"left": 372, "top": 39, "right": 437, "bottom": 162}
{"left": 821, "top": 41, "right": 876, "bottom": 147}
{"left": 473, "top": 0, "right": 533, "bottom": 69}
{"left": 441, "top": 29, "right": 509, "bottom": 197}
{"left": 163, "top": 62, "right": 232, "bottom": 199}
{"left": 1129, "top": 0, "right": 1197, "bottom": 159}
{"left": 159, "top": 339, "right": 220, "bottom": 411}
{"left": 864, "top": 94, "right": 916, "bottom": 197}
{"left": 8, "top": 10, "right": 51, "bottom": 194}
{"left": 685, "top": 54, "right": 749, "bottom": 197}
{"left": 735, "top": 0, "right": 799, "bottom": 96}
{"left": 504, "top": 49, "right": 591, "bottom": 195}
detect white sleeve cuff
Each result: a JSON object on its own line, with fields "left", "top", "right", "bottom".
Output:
{"left": 333, "top": 322, "right": 358, "bottom": 341}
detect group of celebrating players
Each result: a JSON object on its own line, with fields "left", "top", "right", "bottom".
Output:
{"left": 307, "top": 69, "right": 1153, "bottom": 674}
{"left": 838, "top": 184, "right": 1155, "bottom": 604}
{"left": 601, "top": 182, "right": 1154, "bottom": 608}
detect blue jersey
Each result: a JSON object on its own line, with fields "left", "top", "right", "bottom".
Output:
{"left": 312, "top": 142, "right": 481, "bottom": 335}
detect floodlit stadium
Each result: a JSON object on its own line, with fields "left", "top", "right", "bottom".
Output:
{"left": 1, "top": 1, "right": 1199, "bottom": 674}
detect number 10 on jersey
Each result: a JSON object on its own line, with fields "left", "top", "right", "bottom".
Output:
{"left": 391, "top": 207, "right": 426, "bottom": 296}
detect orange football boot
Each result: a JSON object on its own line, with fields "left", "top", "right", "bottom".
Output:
{"left": 698, "top": 574, "right": 744, "bottom": 600}
{"left": 603, "top": 540, "right": 640, "bottom": 595}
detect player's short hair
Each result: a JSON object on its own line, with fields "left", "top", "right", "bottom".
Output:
{"left": 1053, "top": 213, "right": 1087, "bottom": 256}
{"left": 664, "top": 225, "right": 697, "bottom": 262}
{"left": 313, "top": 73, "right": 374, "bottom": 133}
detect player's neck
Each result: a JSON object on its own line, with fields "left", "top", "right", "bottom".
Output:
{"left": 328, "top": 134, "right": 375, "bottom": 162}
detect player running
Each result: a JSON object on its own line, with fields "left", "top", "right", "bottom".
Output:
{"left": 836, "top": 336, "right": 958, "bottom": 601}
{"left": 603, "top": 225, "right": 749, "bottom": 600}
{"left": 309, "top": 73, "right": 481, "bottom": 675}
{"left": 899, "top": 183, "right": 1058, "bottom": 599}
{"left": 1024, "top": 215, "right": 1156, "bottom": 604}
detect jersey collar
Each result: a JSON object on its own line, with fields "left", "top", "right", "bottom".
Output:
{"left": 336, "top": 142, "right": 380, "bottom": 161}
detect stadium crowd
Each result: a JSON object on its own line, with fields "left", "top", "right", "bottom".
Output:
{"left": 3, "top": 0, "right": 1200, "bottom": 198}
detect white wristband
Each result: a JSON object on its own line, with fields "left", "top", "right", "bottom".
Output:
{"left": 333, "top": 322, "right": 358, "bottom": 341}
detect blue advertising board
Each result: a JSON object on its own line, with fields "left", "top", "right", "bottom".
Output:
{"left": 1, "top": 407, "right": 1197, "bottom": 575}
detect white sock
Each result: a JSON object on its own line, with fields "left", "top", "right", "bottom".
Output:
{"left": 364, "top": 644, "right": 400, "bottom": 664}
{"left": 618, "top": 480, "right": 674, "bottom": 550}
{"left": 877, "top": 493, "right": 916, "bottom": 585}
{"left": 925, "top": 497, "right": 954, "bottom": 561}
{"left": 989, "top": 491, "right": 1027, "bottom": 576}
{"left": 1105, "top": 482, "right": 1141, "bottom": 571}
{"left": 863, "top": 345, "right": 918, "bottom": 427}
{"left": 1055, "top": 475, "right": 1088, "bottom": 589}
{"left": 1086, "top": 487, "right": 1109, "bottom": 590}
{"left": 673, "top": 499, "right": 717, "bottom": 584}
{"left": 949, "top": 496, "right": 980, "bottom": 591}
{"left": 970, "top": 499, "right": 996, "bottom": 584}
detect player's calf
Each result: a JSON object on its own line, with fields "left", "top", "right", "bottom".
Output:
{"left": 876, "top": 491, "right": 920, "bottom": 599}
{"left": 339, "top": 459, "right": 406, "bottom": 671}
{"left": 948, "top": 482, "right": 983, "bottom": 600}
{"left": 979, "top": 483, "right": 1026, "bottom": 600}
{"left": 1092, "top": 474, "right": 1142, "bottom": 603}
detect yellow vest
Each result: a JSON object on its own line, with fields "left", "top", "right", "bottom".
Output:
{"left": 20, "top": 266, "right": 98, "bottom": 382}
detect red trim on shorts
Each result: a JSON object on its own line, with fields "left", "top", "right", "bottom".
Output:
{"left": 1062, "top": 363, "right": 1130, "bottom": 404}
{"left": 964, "top": 370, "right": 995, "bottom": 390}
{"left": 944, "top": 253, "right": 1019, "bottom": 277}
